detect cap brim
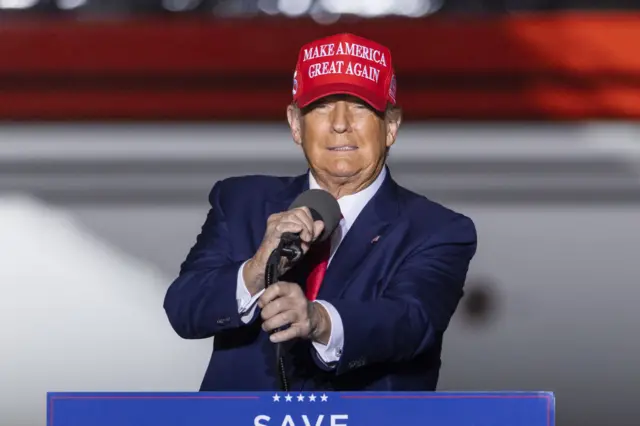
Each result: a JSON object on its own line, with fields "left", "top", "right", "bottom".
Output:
{"left": 296, "top": 83, "right": 387, "bottom": 112}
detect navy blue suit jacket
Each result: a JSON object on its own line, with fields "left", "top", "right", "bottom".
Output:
{"left": 164, "top": 169, "right": 477, "bottom": 391}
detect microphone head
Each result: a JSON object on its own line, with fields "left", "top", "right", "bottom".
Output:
{"left": 289, "top": 189, "right": 342, "bottom": 242}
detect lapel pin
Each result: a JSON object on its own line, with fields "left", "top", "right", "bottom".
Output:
{"left": 371, "top": 235, "right": 381, "bottom": 244}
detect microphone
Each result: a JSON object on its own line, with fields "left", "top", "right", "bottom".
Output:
{"left": 266, "top": 189, "right": 341, "bottom": 392}
{"left": 279, "top": 189, "right": 342, "bottom": 263}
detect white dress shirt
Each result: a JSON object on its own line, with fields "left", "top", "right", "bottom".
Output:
{"left": 235, "top": 167, "right": 387, "bottom": 365}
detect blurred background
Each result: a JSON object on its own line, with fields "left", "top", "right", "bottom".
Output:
{"left": 0, "top": 1, "right": 639, "bottom": 425}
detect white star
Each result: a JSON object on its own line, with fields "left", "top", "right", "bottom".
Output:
{"left": 308, "top": 394, "right": 317, "bottom": 402}
{"left": 320, "top": 394, "right": 328, "bottom": 402}
{"left": 272, "top": 394, "right": 280, "bottom": 402}
{"left": 285, "top": 394, "right": 293, "bottom": 402}
{"left": 297, "top": 394, "right": 305, "bottom": 402}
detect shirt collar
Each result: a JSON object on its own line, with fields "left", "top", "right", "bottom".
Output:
{"left": 308, "top": 167, "right": 387, "bottom": 232}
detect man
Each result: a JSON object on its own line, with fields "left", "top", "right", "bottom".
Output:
{"left": 164, "top": 33, "right": 477, "bottom": 391}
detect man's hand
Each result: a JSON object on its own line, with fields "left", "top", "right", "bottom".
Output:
{"left": 258, "top": 282, "right": 331, "bottom": 344}
{"left": 243, "top": 208, "right": 324, "bottom": 296}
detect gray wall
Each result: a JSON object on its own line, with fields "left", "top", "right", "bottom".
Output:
{"left": 1, "top": 122, "right": 639, "bottom": 425}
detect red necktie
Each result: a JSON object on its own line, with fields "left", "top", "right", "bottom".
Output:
{"left": 305, "top": 238, "right": 332, "bottom": 301}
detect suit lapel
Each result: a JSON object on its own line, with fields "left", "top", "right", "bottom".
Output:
{"left": 317, "top": 170, "right": 400, "bottom": 301}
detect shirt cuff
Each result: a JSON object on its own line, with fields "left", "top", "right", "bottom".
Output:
{"left": 236, "top": 260, "right": 264, "bottom": 324}
{"left": 311, "top": 300, "right": 344, "bottom": 365}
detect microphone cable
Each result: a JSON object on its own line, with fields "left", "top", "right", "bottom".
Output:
{"left": 265, "top": 241, "right": 290, "bottom": 392}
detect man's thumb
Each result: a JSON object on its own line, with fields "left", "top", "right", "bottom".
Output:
{"left": 313, "top": 220, "right": 325, "bottom": 241}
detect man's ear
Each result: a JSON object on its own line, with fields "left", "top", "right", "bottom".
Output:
{"left": 287, "top": 104, "right": 303, "bottom": 146}
{"left": 385, "top": 106, "right": 402, "bottom": 148}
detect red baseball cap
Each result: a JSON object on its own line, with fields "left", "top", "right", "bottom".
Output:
{"left": 292, "top": 33, "right": 397, "bottom": 112}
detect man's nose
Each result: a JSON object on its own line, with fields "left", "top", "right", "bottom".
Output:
{"left": 330, "top": 102, "right": 351, "bottom": 134}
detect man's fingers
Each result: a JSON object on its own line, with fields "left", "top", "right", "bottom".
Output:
{"left": 267, "top": 208, "right": 317, "bottom": 246}
{"left": 291, "top": 207, "right": 314, "bottom": 224}
{"left": 258, "top": 282, "right": 295, "bottom": 309}
{"left": 273, "top": 220, "right": 304, "bottom": 235}
{"left": 260, "top": 296, "right": 286, "bottom": 320}
{"left": 269, "top": 324, "right": 304, "bottom": 343}
{"left": 288, "top": 208, "right": 315, "bottom": 242}
{"left": 266, "top": 212, "right": 284, "bottom": 225}
{"left": 258, "top": 282, "right": 310, "bottom": 342}
{"left": 258, "top": 286, "right": 284, "bottom": 310}
{"left": 261, "top": 311, "right": 297, "bottom": 333}
{"left": 273, "top": 217, "right": 312, "bottom": 244}
{"left": 312, "top": 220, "right": 325, "bottom": 241}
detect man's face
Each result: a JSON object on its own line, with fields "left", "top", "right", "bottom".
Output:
{"left": 287, "top": 95, "right": 400, "bottom": 184}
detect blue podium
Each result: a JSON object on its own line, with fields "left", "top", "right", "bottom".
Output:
{"left": 47, "top": 391, "right": 554, "bottom": 426}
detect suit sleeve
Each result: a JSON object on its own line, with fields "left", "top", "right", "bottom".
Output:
{"left": 163, "top": 181, "right": 256, "bottom": 339}
{"left": 323, "top": 214, "right": 477, "bottom": 375}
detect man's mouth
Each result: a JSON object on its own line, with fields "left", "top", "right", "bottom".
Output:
{"left": 328, "top": 146, "right": 358, "bottom": 152}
